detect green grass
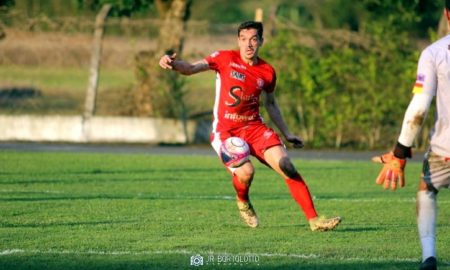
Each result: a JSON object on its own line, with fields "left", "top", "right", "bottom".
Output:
{"left": 0, "top": 65, "right": 134, "bottom": 92}
{"left": 0, "top": 65, "right": 136, "bottom": 115}
{"left": 0, "top": 64, "right": 213, "bottom": 97}
{"left": 1, "top": 151, "right": 449, "bottom": 269}
{"left": 0, "top": 64, "right": 216, "bottom": 115}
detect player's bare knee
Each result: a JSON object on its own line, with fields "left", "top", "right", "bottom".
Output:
{"left": 237, "top": 173, "right": 253, "bottom": 185}
{"left": 235, "top": 164, "right": 254, "bottom": 184}
{"left": 279, "top": 157, "right": 299, "bottom": 179}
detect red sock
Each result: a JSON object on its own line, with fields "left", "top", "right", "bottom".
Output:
{"left": 233, "top": 175, "right": 250, "bottom": 202}
{"left": 285, "top": 175, "right": 318, "bottom": 220}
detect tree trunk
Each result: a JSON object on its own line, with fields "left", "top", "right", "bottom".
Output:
{"left": 133, "top": 0, "right": 192, "bottom": 142}
{"left": 84, "top": 4, "right": 111, "bottom": 118}
{"left": 266, "top": 5, "right": 279, "bottom": 37}
{"left": 0, "top": 24, "right": 5, "bottom": 40}
{"left": 367, "top": 126, "right": 380, "bottom": 149}
{"left": 133, "top": 0, "right": 191, "bottom": 116}
{"left": 156, "top": 0, "right": 191, "bottom": 56}
{"left": 335, "top": 124, "right": 342, "bottom": 149}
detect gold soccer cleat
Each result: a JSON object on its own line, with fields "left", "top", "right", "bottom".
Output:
{"left": 236, "top": 199, "right": 259, "bottom": 228}
{"left": 309, "top": 216, "right": 341, "bottom": 232}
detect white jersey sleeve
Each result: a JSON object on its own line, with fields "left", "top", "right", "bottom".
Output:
{"left": 398, "top": 35, "right": 450, "bottom": 157}
{"left": 397, "top": 93, "right": 433, "bottom": 147}
{"left": 412, "top": 49, "right": 437, "bottom": 96}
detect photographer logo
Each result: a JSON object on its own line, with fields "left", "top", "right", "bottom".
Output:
{"left": 190, "top": 254, "right": 204, "bottom": 267}
{"left": 189, "top": 253, "right": 260, "bottom": 267}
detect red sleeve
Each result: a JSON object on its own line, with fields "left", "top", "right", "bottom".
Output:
{"left": 204, "top": 51, "right": 224, "bottom": 72}
{"left": 265, "top": 69, "right": 277, "bottom": 93}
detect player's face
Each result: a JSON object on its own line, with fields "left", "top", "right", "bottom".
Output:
{"left": 237, "top": 28, "right": 262, "bottom": 64}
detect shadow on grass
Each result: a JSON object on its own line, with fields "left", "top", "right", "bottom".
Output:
{"left": 0, "top": 219, "right": 137, "bottom": 228}
{"left": 0, "top": 167, "right": 222, "bottom": 185}
{"left": 0, "top": 193, "right": 234, "bottom": 202}
{"left": 334, "top": 226, "right": 380, "bottom": 232}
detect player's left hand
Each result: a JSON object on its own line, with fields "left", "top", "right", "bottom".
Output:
{"left": 285, "top": 134, "right": 304, "bottom": 148}
{"left": 372, "top": 152, "right": 407, "bottom": 191}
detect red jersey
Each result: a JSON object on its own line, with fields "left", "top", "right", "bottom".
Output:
{"left": 204, "top": 50, "right": 276, "bottom": 133}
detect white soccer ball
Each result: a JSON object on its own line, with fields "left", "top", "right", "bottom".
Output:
{"left": 220, "top": 137, "right": 250, "bottom": 168}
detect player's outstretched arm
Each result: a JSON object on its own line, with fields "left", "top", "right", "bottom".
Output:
{"left": 372, "top": 92, "right": 433, "bottom": 191}
{"left": 159, "top": 53, "right": 209, "bottom": 75}
{"left": 263, "top": 92, "right": 304, "bottom": 148}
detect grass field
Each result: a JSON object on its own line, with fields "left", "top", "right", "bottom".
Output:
{"left": 0, "top": 65, "right": 135, "bottom": 93}
{"left": 1, "top": 150, "right": 449, "bottom": 269}
{"left": 0, "top": 64, "right": 215, "bottom": 116}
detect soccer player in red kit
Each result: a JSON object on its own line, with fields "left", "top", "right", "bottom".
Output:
{"left": 159, "top": 21, "right": 341, "bottom": 231}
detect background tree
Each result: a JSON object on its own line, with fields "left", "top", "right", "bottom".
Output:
{"left": 134, "top": 0, "right": 191, "bottom": 119}
{"left": 0, "top": 0, "right": 14, "bottom": 40}
{"left": 263, "top": 0, "right": 421, "bottom": 149}
{"left": 73, "top": 0, "right": 192, "bottom": 144}
{"left": 1, "top": 0, "right": 445, "bottom": 148}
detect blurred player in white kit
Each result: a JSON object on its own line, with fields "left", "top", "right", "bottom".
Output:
{"left": 373, "top": 1, "right": 450, "bottom": 269}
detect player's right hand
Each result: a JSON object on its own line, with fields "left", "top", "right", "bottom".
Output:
{"left": 372, "top": 152, "right": 407, "bottom": 191}
{"left": 159, "top": 53, "right": 177, "bottom": 69}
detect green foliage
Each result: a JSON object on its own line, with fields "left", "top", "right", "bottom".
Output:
{"left": 154, "top": 69, "right": 189, "bottom": 119}
{"left": 1, "top": 0, "right": 445, "bottom": 149}
{"left": 4, "top": 0, "right": 443, "bottom": 31}
{"left": 276, "top": 0, "right": 367, "bottom": 31}
{"left": 98, "top": 0, "right": 153, "bottom": 17}
{"left": 252, "top": 0, "right": 439, "bottom": 150}
{"left": 363, "top": 0, "right": 421, "bottom": 28}
{"left": 190, "top": 0, "right": 245, "bottom": 23}
{"left": 262, "top": 22, "right": 418, "bottom": 149}
{"left": 3, "top": 0, "right": 155, "bottom": 18}
{"left": 273, "top": 0, "right": 442, "bottom": 38}
{"left": 0, "top": 0, "right": 14, "bottom": 8}
{"left": 10, "top": 0, "right": 82, "bottom": 17}
{"left": 75, "top": 0, "right": 154, "bottom": 17}
{"left": 361, "top": 0, "right": 443, "bottom": 37}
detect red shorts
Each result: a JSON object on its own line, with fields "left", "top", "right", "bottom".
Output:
{"left": 210, "top": 123, "right": 284, "bottom": 167}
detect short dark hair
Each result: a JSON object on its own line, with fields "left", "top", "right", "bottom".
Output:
{"left": 238, "top": 21, "right": 263, "bottom": 39}
{"left": 447, "top": 0, "right": 450, "bottom": 10}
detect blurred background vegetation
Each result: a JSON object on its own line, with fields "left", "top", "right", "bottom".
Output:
{"left": 0, "top": 0, "right": 446, "bottom": 149}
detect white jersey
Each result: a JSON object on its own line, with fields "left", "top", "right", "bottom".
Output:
{"left": 414, "top": 35, "right": 450, "bottom": 157}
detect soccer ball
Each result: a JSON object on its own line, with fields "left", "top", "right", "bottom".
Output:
{"left": 220, "top": 137, "right": 250, "bottom": 168}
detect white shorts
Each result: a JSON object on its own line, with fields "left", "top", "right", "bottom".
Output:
{"left": 422, "top": 150, "right": 450, "bottom": 191}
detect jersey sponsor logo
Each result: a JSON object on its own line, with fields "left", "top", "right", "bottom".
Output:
{"left": 224, "top": 112, "right": 257, "bottom": 122}
{"left": 230, "top": 62, "right": 246, "bottom": 70}
{"left": 225, "top": 86, "right": 242, "bottom": 107}
{"left": 230, "top": 70, "right": 246, "bottom": 82}
{"left": 224, "top": 86, "right": 258, "bottom": 108}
